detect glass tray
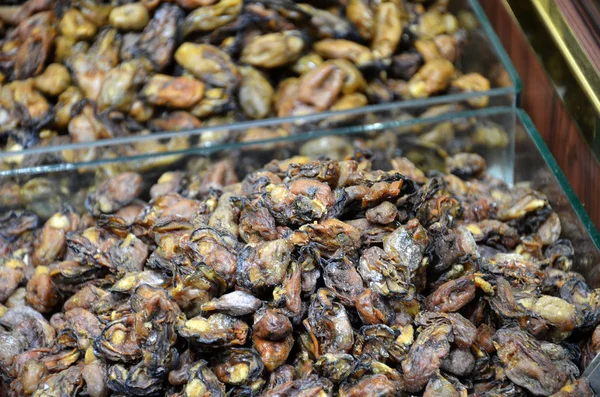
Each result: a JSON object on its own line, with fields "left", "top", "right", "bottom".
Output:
{"left": 1, "top": 108, "right": 597, "bottom": 287}
{"left": 0, "top": 0, "right": 520, "bottom": 172}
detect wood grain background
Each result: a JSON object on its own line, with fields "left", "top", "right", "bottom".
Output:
{"left": 557, "top": 0, "right": 600, "bottom": 71}
{"left": 481, "top": 0, "right": 600, "bottom": 229}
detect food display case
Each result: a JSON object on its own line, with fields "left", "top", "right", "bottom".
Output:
{"left": 2, "top": 106, "right": 597, "bottom": 264}
{"left": 8, "top": 0, "right": 600, "bottom": 395}
{"left": 1, "top": 106, "right": 600, "bottom": 395}
{"left": 0, "top": 0, "right": 520, "bottom": 173}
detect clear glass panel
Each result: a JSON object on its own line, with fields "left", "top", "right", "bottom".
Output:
{"left": 0, "top": 0, "right": 519, "bottom": 172}
{"left": 0, "top": 105, "right": 516, "bottom": 182}
{"left": 515, "top": 109, "right": 600, "bottom": 286}
{"left": 465, "top": 0, "right": 522, "bottom": 93}
{"left": 0, "top": 104, "right": 518, "bottom": 185}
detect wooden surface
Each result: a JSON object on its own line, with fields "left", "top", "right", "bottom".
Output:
{"left": 481, "top": 0, "right": 600, "bottom": 229}
{"left": 557, "top": 0, "right": 600, "bottom": 71}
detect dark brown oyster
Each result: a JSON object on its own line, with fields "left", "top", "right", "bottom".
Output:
{"left": 0, "top": 150, "right": 597, "bottom": 396}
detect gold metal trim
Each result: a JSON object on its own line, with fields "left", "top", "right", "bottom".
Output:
{"left": 529, "top": 0, "right": 600, "bottom": 116}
